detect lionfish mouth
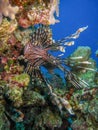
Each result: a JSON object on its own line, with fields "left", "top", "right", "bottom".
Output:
{"left": 24, "top": 25, "right": 90, "bottom": 89}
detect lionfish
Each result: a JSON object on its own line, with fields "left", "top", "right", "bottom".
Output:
{"left": 24, "top": 25, "right": 90, "bottom": 92}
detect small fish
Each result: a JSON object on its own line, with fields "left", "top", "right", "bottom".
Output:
{"left": 50, "top": 92, "right": 74, "bottom": 115}
{"left": 60, "top": 98, "right": 75, "bottom": 115}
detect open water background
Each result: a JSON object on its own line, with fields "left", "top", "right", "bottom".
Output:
{"left": 51, "top": 0, "right": 98, "bottom": 66}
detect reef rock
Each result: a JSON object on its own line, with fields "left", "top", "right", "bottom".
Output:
{"left": 0, "top": 105, "right": 10, "bottom": 130}
{"left": 34, "top": 108, "right": 62, "bottom": 129}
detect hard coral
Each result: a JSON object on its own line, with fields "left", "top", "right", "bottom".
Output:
{"left": 10, "top": 0, "right": 35, "bottom": 7}
{"left": 5, "top": 85, "right": 24, "bottom": 107}
{"left": 0, "top": 0, "right": 19, "bottom": 24}
{"left": 34, "top": 108, "right": 62, "bottom": 129}
{"left": 27, "top": 2, "right": 59, "bottom": 26}
{"left": 0, "top": 18, "right": 17, "bottom": 45}
{"left": 17, "top": 0, "right": 60, "bottom": 28}
{"left": 10, "top": 0, "right": 55, "bottom": 7}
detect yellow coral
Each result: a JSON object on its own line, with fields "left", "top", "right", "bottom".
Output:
{"left": 0, "top": 18, "right": 18, "bottom": 44}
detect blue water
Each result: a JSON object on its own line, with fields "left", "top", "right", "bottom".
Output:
{"left": 51, "top": 0, "right": 98, "bottom": 65}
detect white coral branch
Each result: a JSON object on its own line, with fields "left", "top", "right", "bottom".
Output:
{"left": 0, "top": 0, "right": 19, "bottom": 24}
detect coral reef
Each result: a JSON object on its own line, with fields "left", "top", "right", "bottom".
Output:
{"left": 23, "top": 90, "right": 45, "bottom": 106}
{"left": 0, "top": 18, "right": 18, "bottom": 54}
{"left": 0, "top": 43, "right": 97, "bottom": 129}
{"left": 33, "top": 108, "right": 62, "bottom": 129}
{"left": 15, "top": 0, "right": 60, "bottom": 28}
{"left": 71, "top": 96, "right": 98, "bottom": 130}
{"left": 0, "top": 0, "right": 98, "bottom": 130}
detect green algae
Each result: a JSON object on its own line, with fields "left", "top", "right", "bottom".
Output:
{"left": 23, "top": 91, "right": 45, "bottom": 106}
{"left": 12, "top": 73, "right": 30, "bottom": 87}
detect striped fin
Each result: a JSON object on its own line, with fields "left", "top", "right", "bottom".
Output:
{"left": 31, "top": 25, "right": 53, "bottom": 48}
{"left": 56, "top": 26, "right": 88, "bottom": 45}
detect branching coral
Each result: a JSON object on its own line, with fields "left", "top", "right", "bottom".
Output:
{"left": 0, "top": 0, "right": 19, "bottom": 24}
